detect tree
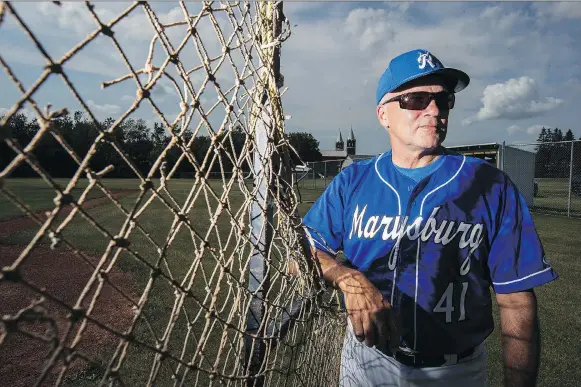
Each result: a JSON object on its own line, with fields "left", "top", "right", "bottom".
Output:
{"left": 286, "top": 132, "right": 322, "bottom": 164}
{"left": 535, "top": 127, "right": 550, "bottom": 177}
{"left": 1, "top": 112, "right": 37, "bottom": 177}
{"left": 552, "top": 127, "right": 563, "bottom": 142}
{"left": 0, "top": 113, "right": 326, "bottom": 179}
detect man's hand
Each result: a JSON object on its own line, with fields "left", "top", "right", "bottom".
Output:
{"left": 337, "top": 270, "right": 399, "bottom": 350}
{"left": 312, "top": 248, "right": 399, "bottom": 350}
{"left": 497, "top": 290, "right": 541, "bottom": 387}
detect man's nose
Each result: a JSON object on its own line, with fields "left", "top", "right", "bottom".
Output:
{"left": 424, "top": 98, "right": 440, "bottom": 116}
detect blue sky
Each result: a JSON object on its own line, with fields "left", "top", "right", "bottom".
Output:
{"left": 1, "top": 1, "right": 580, "bottom": 156}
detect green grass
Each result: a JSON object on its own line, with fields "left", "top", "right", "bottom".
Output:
{"left": 484, "top": 214, "right": 581, "bottom": 387}
{"left": 533, "top": 178, "right": 581, "bottom": 217}
{"left": 1, "top": 178, "right": 580, "bottom": 386}
{"left": 0, "top": 177, "right": 328, "bottom": 386}
{"left": 0, "top": 178, "right": 141, "bottom": 221}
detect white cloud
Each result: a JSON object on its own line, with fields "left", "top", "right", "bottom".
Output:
{"left": 464, "top": 77, "right": 564, "bottom": 124}
{"left": 36, "top": 2, "right": 97, "bottom": 37}
{"left": 506, "top": 125, "right": 521, "bottom": 135}
{"left": 87, "top": 100, "right": 121, "bottom": 116}
{"left": 533, "top": 2, "right": 581, "bottom": 21}
{"left": 345, "top": 8, "right": 396, "bottom": 51}
{"left": 34, "top": 2, "right": 162, "bottom": 42}
{"left": 526, "top": 125, "right": 551, "bottom": 135}
{"left": 151, "top": 82, "right": 178, "bottom": 102}
{"left": 121, "top": 95, "right": 136, "bottom": 102}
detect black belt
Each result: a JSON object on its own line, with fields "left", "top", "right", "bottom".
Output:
{"left": 388, "top": 346, "right": 476, "bottom": 368}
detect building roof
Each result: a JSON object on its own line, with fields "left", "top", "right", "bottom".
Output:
{"left": 321, "top": 150, "right": 348, "bottom": 158}
{"left": 447, "top": 143, "right": 500, "bottom": 151}
{"left": 348, "top": 154, "right": 374, "bottom": 161}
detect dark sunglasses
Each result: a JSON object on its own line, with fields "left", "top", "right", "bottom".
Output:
{"left": 382, "top": 91, "right": 455, "bottom": 110}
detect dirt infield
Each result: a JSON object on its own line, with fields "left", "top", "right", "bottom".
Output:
{"left": 0, "top": 244, "right": 140, "bottom": 386}
{"left": 0, "top": 189, "right": 137, "bottom": 237}
{"left": 0, "top": 189, "right": 141, "bottom": 386}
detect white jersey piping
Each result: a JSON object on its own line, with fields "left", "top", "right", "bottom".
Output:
{"left": 414, "top": 155, "right": 466, "bottom": 351}
{"left": 374, "top": 153, "right": 402, "bottom": 307}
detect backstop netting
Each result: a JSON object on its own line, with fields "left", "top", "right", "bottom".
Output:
{"left": 0, "top": 2, "right": 345, "bottom": 386}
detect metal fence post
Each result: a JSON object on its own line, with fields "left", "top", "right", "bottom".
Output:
{"left": 244, "top": 3, "right": 285, "bottom": 385}
{"left": 311, "top": 161, "right": 317, "bottom": 189}
{"left": 568, "top": 140, "right": 574, "bottom": 218}
{"left": 500, "top": 141, "right": 506, "bottom": 171}
{"left": 324, "top": 161, "right": 327, "bottom": 190}
{"left": 245, "top": 108, "right": 272, "bottom": 387}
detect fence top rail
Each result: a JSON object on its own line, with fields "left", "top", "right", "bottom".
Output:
{"left": 508, "top": 139, "right": 581, "bottom": 147}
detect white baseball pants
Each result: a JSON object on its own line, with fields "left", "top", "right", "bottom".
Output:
{"left": 338, "top": 324, "right": 487, "bottom": 387}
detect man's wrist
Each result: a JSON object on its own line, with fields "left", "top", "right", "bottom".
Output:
{"left": 313, "top": 248, "right": 361, "bottom": 291}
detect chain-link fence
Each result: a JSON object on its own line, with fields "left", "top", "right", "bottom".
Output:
{"left": 294, "top": 158, "right": 374, "bottom": 196}
{"left": 505, "top": 140, "right": 581, "bottom": 218}
{"left": 0, "top": 2, "right": 345, "bottom": 386}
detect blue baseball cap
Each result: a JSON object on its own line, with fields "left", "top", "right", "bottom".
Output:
{"left": 376, "top": 49, "right": 470, "bottom": 105}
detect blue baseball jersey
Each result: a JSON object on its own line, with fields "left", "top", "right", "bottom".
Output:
{"left": 302, "top": 149, "right": 558, "bottom": 355}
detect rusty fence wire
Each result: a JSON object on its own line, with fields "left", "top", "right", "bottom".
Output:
{"left": 0, "top": 2, "right": 345, "bottom": 386}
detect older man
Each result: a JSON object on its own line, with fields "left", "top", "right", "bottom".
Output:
{"left": 302, "top": 49, "right": 558, "bottom": 386}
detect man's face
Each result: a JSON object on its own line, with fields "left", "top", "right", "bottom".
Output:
{"left": 376, "top": 76, "right": 452, "bottom": 152}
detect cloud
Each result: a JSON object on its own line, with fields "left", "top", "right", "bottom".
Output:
{"left": 345, "top": 8, "right": 396, "bottom": 51}
{"left": 34, "top": 2, "right": 165, "bottom": 42}
{"left": 0, "top": 106, "right": 38, "bottom": 119}
{"left": 464, "top": 77, "right": 563, "bottom": 125}
{"left": 36, "top": 2, "right": 97, "bottom": 37}
{"left": 87, "top": 100, "right": 121, "bottom": 116}
{"left": 526, "top": 125, "right": 551, "bottom": 135}
{"left": 151, "top": 82, "right": 179, "bottom": 102}
{"left": 506, "top": 125, "right": 521, "bottom": 135}
{"left": 121, "top": 95, "right": 136, "bottom": 103}
{"left": 533, "top": 2, "right": 581, "bottom": 21}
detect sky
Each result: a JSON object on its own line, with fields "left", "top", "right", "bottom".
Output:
{"left": 1, "top": 1, "right": 580, "bottom": 156}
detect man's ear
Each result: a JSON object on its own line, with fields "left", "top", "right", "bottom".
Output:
{"left": 376, "top": 104, "right": 389, "bottom": 128}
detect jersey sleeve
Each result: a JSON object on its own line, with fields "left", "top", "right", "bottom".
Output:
{"left": 301, "top": 169, "right": 349, "bottom": 256}
{"left": 487, "top": 177, "right": 558, "bottom": 294}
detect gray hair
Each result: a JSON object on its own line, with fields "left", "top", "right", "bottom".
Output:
{"left": 378, "top": 93, "right": 392, "bottom": 106}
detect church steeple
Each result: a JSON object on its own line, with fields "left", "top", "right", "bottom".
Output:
{"left": 335, "top": 129, "right": 344, "bottom": 151}
{"left": 346, "top": 126, "right": 356, "bottom": 155}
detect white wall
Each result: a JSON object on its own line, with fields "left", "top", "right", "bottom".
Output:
{"left": 502, "top": 145, "right": 536, "bottom": 207}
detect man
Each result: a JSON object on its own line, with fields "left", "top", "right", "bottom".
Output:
{"left": 301, "top": 49, "right": 558, "bottom": 387}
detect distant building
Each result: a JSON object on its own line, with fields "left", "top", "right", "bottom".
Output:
{"left": 318, "top": 127, "right": 374, "bottom": 176}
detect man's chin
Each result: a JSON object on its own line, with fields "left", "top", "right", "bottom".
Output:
{"left": 419, "top": 137, "right": 445, "bottom": 151}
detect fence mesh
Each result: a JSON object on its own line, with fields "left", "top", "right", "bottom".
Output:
{"left": 0, "top": 2, "right": 345, "bottom": 386}
{"left": 505, "top": 140, "right": 581, "bottom": 218}
{"left": 294, "top": 158, "right": 374, "bottom": 200}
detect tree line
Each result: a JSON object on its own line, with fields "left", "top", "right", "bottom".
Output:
{"left": 534, "top": 127, "right": 581, "bottom": 178}
{"left": 0, "top": 111, "right": 323, "bottom": 179}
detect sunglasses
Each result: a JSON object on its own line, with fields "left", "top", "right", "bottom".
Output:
{"left": 382, "top": 91, "right": 455, "bottom": 110}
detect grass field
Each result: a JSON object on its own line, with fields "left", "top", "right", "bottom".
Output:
{"left": 532, "top": 178, "right": 581, "bottom": 217}
{"left": 1, "top": 177, "right": 339, "bottom": 387}
{"left": 1, "top": 178, "right": 580, "bottom": 386}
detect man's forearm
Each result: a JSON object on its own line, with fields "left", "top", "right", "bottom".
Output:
{"left": 312, "top": 248, "right": 361, "bottom": 292}
{"left": 497, "top": 291, "right": 541, "bottom": 387}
